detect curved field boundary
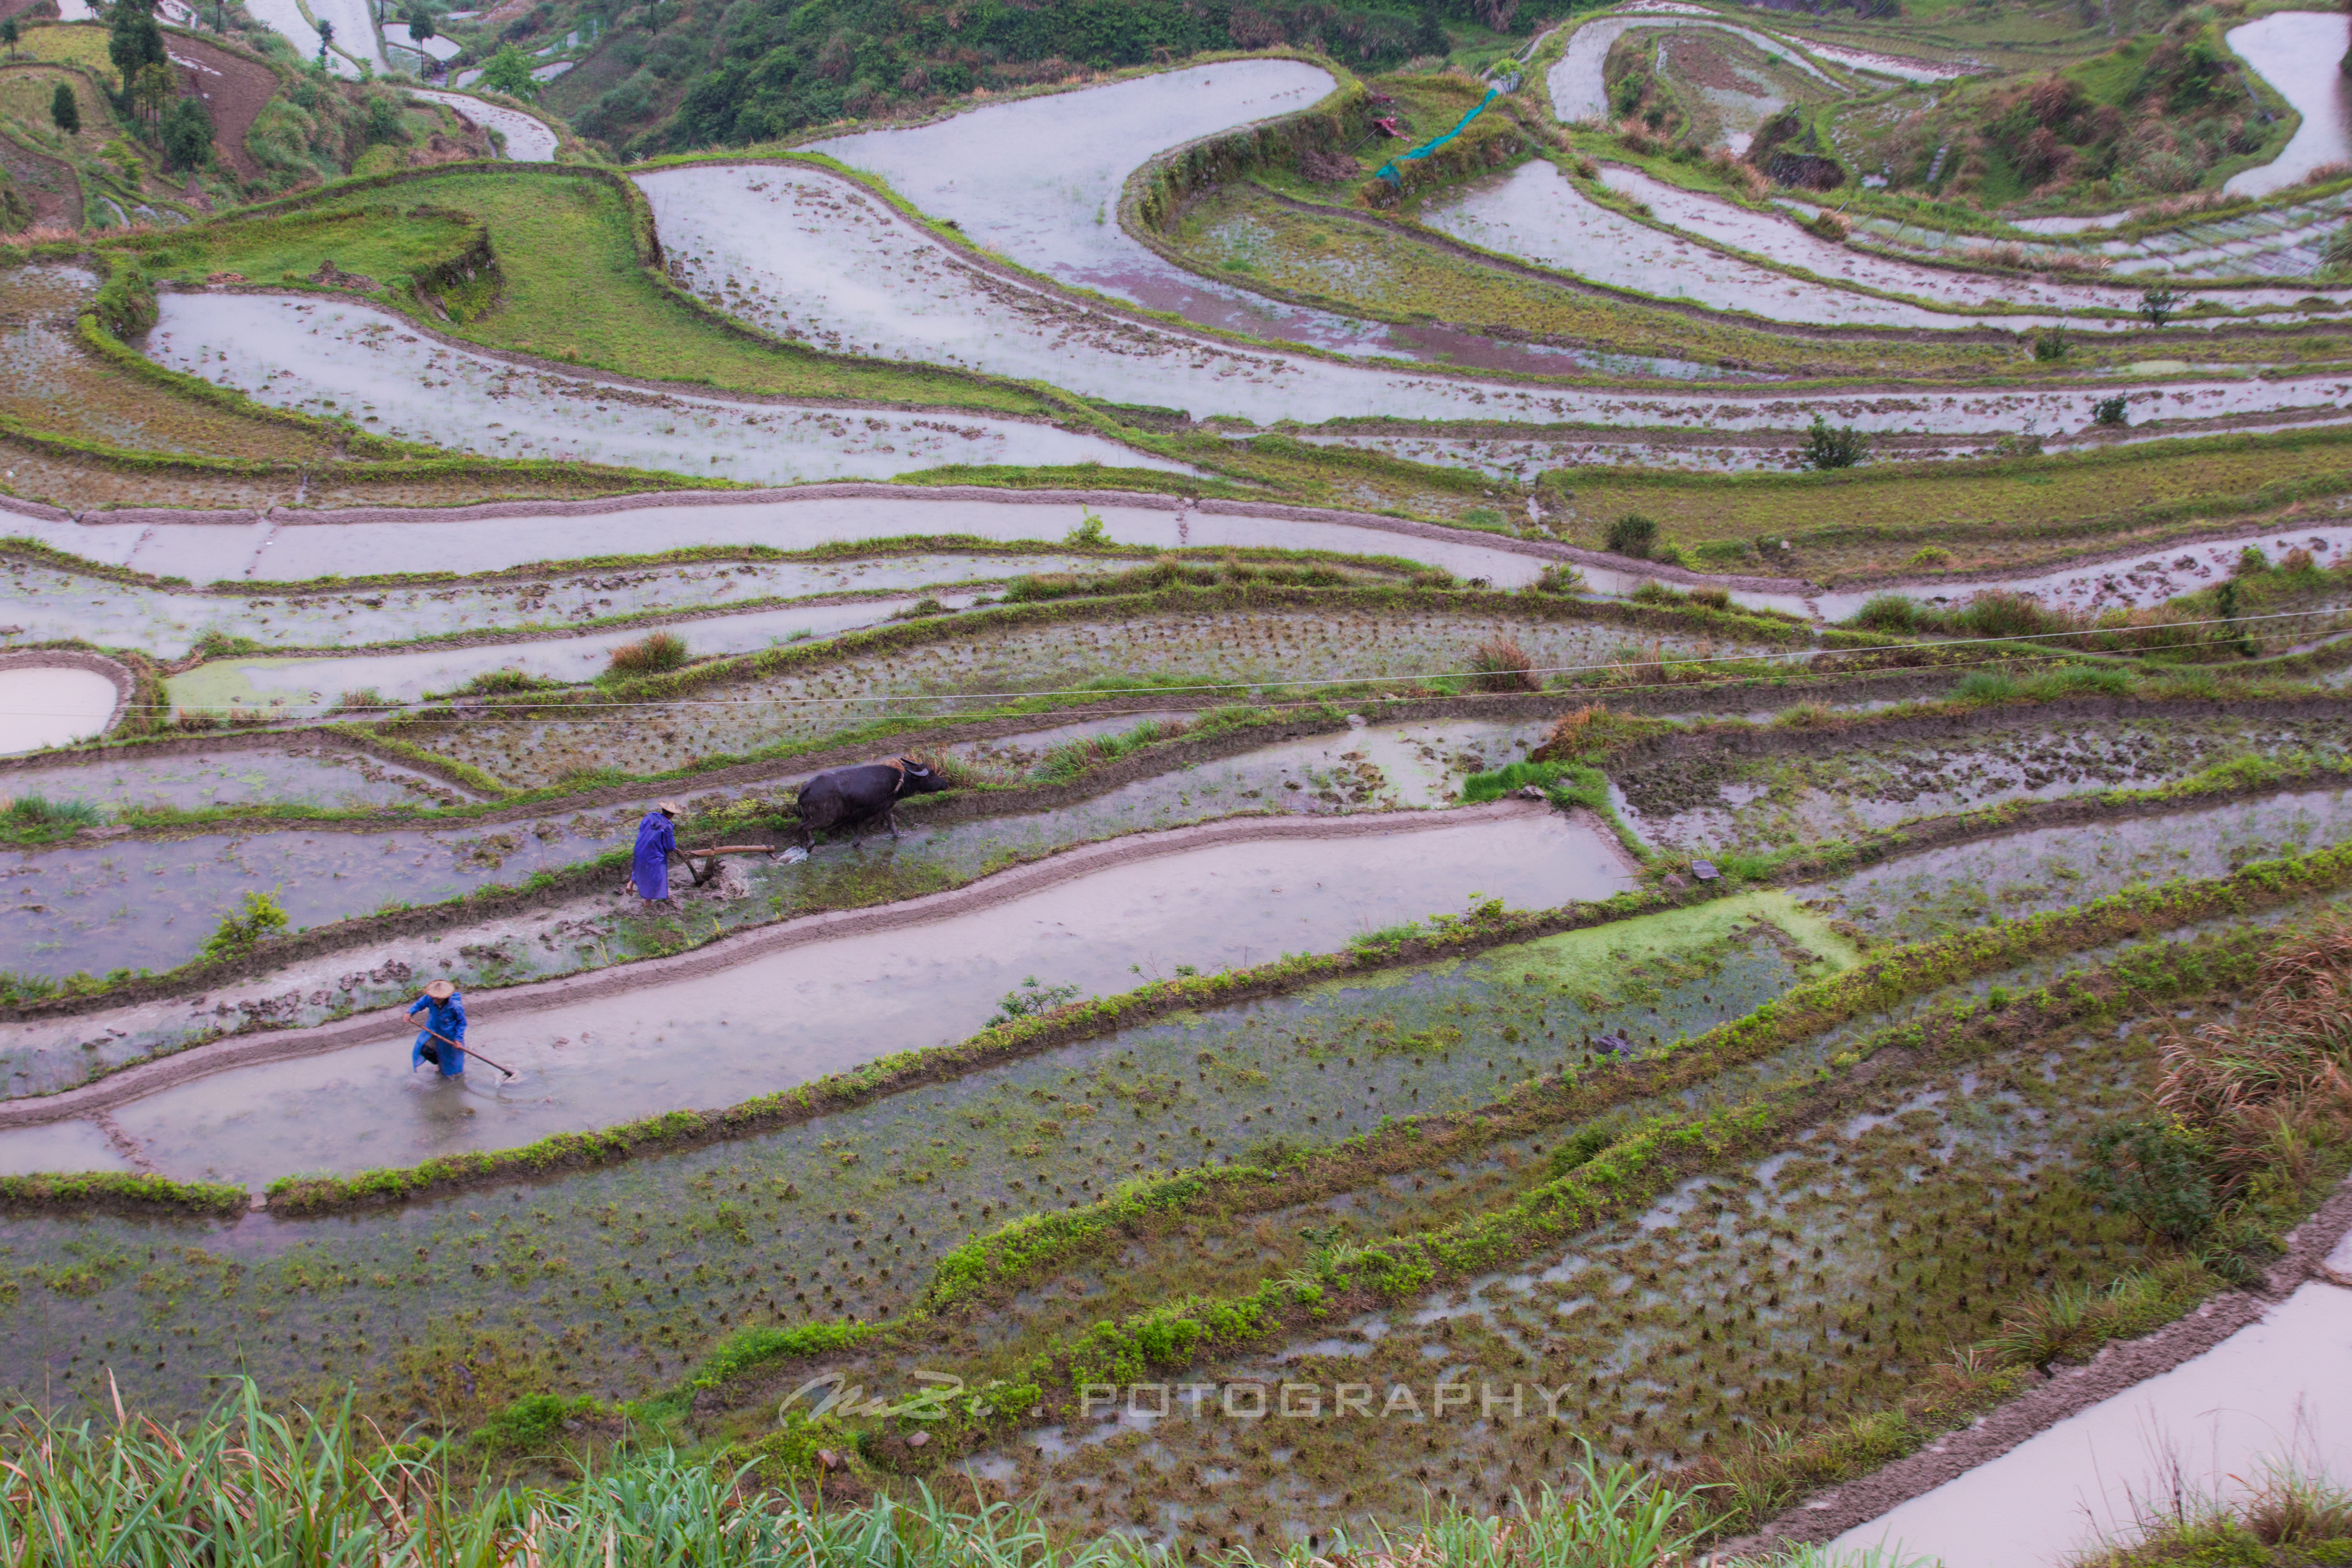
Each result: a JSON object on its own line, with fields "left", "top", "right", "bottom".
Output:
{"left": 0, "top": 801, "right": 1550, "bottom": 1128}
{"left": 1734, "top": 1172, "right": 2352, "bottom": 1553}
{"left": 0, "top": 646, "right": 138, "bottom": 742}
{"left": 668, "top": 907, "right": 2313, "bottom": 1425}
{"left": 127, "top": 782, "right": 2352, "bottom": 1216}
{"left": 11, "top": 721, "right": 2349, "bottom": 1160}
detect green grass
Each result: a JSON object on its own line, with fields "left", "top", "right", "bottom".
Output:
{"left": 1539, "top": 429, "right": 2352, "bottom": 580}
{"left": 122, "top": 169, "right": 1066, "bottom": 418}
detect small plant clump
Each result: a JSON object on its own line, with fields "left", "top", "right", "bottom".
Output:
{"left": 1605, "top": 513, "right": 1660, "bottom": 559}
{"left": 1799, "top": 414, "right": 1868, "bottom": 472}
{"left": 607, "top": 632, "right": 690, "bottom": 677}
{"left": 200, "top": 890, "right": 290, "bottom": 961}
{"left": 1468, "top": 634, "right": 1542, "bottom": 692}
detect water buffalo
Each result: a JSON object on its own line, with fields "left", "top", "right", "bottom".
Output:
{"left": 787, "top": 758, "right": 953, "bottom": 851}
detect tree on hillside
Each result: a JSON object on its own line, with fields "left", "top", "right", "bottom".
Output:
{"left": 315, "top": 15, "right": 335, "bottom": 60}
{"left": 0, "top": 18, "right": 20, "bottom": 62}
{"left": 405, "top": 5, "right": 435, "bottom": 43}
{"left": 160, "top": 93, "right": 213, "bottom": 167}
{"left": 130, "top": 60, "right": 174, "bottom": 124}
{"left": 478, "top": 42, "right": 541, "bottom": 100}
{"left": 50, "top": 81, "right": 79, "bottom": 135}
{"left": 107, "top": 2, "right": 165, "bottom": 89}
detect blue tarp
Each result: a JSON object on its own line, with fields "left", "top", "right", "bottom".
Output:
{"left": 1375, "top": 87, "right": 1501, "bottom": 187}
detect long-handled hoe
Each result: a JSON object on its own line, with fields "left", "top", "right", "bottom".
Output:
{"left": 419, "top": 1026, "right": 516, "bottom": 1080}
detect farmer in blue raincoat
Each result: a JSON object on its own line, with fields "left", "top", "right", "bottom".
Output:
{"left": 632, "top": 800, "right": 684, "bottom": 907}
{"left": 409, "top": 978, "right": 468, "bottom": 1078}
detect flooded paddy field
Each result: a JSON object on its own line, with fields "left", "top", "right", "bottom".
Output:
{"left": 0, "top": 736, "right": 480, "bottom": 813}
{"left": 973, "top": 990, "right": 2180, "bottom": 1543}
{"left": 1804, "top": 783, "right": 2352, "bottom": 944}
{"left": 1613, "top": 711, "right": 2352, "bottom": 858}
{"left": 0, "top": 714, "right": 1559, "bottom": 1064}
{"left": 7, "top": 495, "right": 1554, "bottom": 593}
{"left": 0, "top": 665, "right": 121, "bottom": 756}
{"left": 164, "top": 592, "right": 998, "bottom": 714}
{"left": 0, "top": 889, "right": 1831, "bottom": 1423}
{"left": 403, "top": 606, "right": 1789, "bottom": 788}
{"left": 142, "top": 294, "right": 1186, "bottom": 485}
{"left": 1424, "top": 163, "right": 2352, "bottom": 333}
{"left": 0, "top": 549, "right": 1115, "bottom": 660}
{"left": 1586, "top": 167, "right": 2352, "bottom": 321}
{"left": 67, "top": 804, "right": 1629, "bottom": 1184}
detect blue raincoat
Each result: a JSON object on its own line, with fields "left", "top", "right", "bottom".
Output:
{"left": 632, "top": 810, "right": 676, "bottom": 899}
{"left": 409, "top": 990, "right": 467, "bottom": 1077}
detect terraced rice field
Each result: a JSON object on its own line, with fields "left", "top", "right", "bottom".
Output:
{"left": 8, "top": 10, "right": 2352, "bottom": 1566}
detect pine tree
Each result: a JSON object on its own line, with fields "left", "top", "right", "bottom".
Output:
{"left": 51, "top": 81, "right": 80, "bottom": 136}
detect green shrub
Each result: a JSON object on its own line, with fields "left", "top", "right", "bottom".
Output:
{"left": 2093, "top": 394, "right": 2129, "bottom": 426}
{"left": 1800, "top": 413, "right": 1868, "bottom": 470}
{"left": 201, "top": 890, "right": 289, "bottom": 961}
{"left": 2032, "top": 325, "right": 2069, "bottom": 361}
{"left": 160, "top": 95, "right": 214, "bottom": 170}
{"left": 1604, "top": 513, "right": 1658, "bottom": 559}
{"left": 2086, "top": 1120, "right": 2217, "bottom": 1242}
{"left": 1850, "top": 593, "right": 1920, "bottom": 633}
{"left": 1065, "top": 509, "right": 1109, "bottom": 546}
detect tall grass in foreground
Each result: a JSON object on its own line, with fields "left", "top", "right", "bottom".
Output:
{"left": 0, "top": 1387, "right": 1918, "bottom": 1566}
{"left": 2069, "top": 1454, "right": 2352, "bottom": 1566}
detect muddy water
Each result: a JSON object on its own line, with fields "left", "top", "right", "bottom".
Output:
{"left": 1605, "top": 167, "right": 2352, "bottom": 318}
{"left": 1426, "top": 162, "right": 2352, "bottom": 330}
{"left": 414, "top": 609, "right": 1784, "bottom": 786}
{"left": 967, "top": 994, "right": 2166, "bottom": 1539}
{"left": 2224, "top": 12, "right": 2352, "bottom": 198}
{"left": 1547, "top": 14, "right": 1838, "bottom": 124}
{"left": 807, "top": 64, "right": 1428, "bottom": 361}
{"left": 107, "top": 807, "right": 1635, "bottom": 1184}
{"left": 142, "top": 295, "right": 1189, "bottom": 482}
{"left": 163, "top": 592, "right": 987, "bottom": 713}
{"left": 0, "top": 716, "right": 1547, "bottom": 1039}
{"left": 1618, "top": 718, "right": 2352, "bottom": 856}
{"left": 7, "top": 497, "right": 1552, "bottom": 591}
{"left": 0, "top": 667, "right": 118, "bottom": 755}
{"left": 0, "top": 1117, "right": 128, "bottom": 1174}
{"left": 637, "top": 165, "right": 1708, "bottom": 423}
{"left": 0, "top": 896, "right": 1817, "bottom": 1425}
{"left": 1806, "top": 784, "right": 2352, "bottom": 943}
{"left": 401, "top": 89, "right": 557, "bottom": 161}
{"left": 14, "top": 500, "right": 1561, "bottom": 592}
{"left": 1811, "top": 524, "right": 2352, "bottom": 620}
{"left": 1832, "top": 1238, "right": 2352, "bottom": 1567}
{"left": 0, "top": 816, "right": 615, "bottom": 980}
{"left": 1797, "top": 39, "right": 1966, "bottom": 82}
{"left": 0, "top": 551, "right": 1100, "bottom": 656}
{"left": 1, "top": 741, "right": 478, "bottom": 812}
